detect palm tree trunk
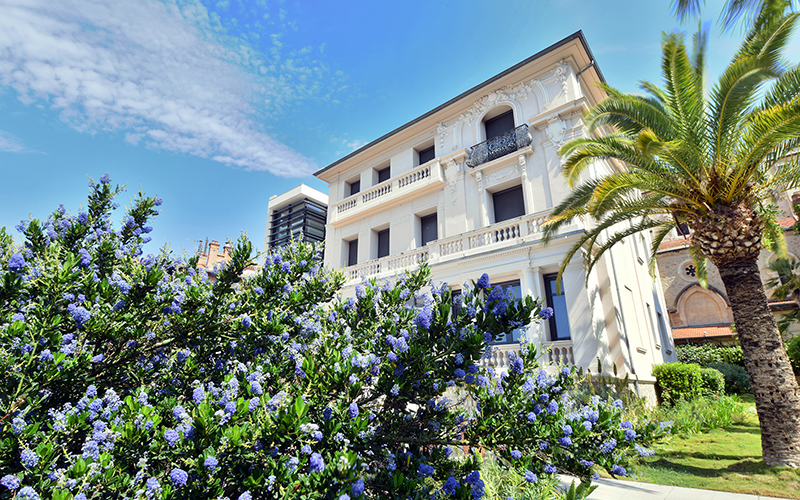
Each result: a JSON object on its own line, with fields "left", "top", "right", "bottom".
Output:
{"left": 716, "top": 257, "right": 800, "bottom": 467}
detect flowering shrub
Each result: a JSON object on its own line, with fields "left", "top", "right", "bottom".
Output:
{"left": 0, "top": 177, "right": 669, "bottom": 499}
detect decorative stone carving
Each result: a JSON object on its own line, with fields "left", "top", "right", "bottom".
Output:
{"left": 458, "top": 78, "right": 543, "bottom": 124}
{"left": 392, "top": 214, "right": 411, "bottom": 225}
{"left": 485, "top": 166, "right": 520, "bottom": 187}
{"left": 437, "top": 122, "right": 449, "bottom": 151}
{"left": 445, "top": 159, "right": 464, "bottom": 205}
{"left": 542, "top": 116, "right": 567, "bottom": 148}
{"left": 476, "top": 171, "right": 483, "bottom": 193}
{"left": 554, "top": 59, "right": 570, "bottom": 95}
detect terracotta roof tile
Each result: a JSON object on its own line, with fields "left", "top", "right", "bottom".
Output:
{"left": 658, "top": 238, "right": 690, "bottom": 251}
{"left": 779, "top": 216, "right": 797, "bottom": 229}
{"left": 671, "top": 325, "right": 734, "bottom": 340}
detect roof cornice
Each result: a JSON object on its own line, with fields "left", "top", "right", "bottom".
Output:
{"left": 314, "top": 30, "right": 603, "bottom": 179}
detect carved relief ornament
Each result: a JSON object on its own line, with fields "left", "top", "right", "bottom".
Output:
{"left": 458, "top": 77, "right": 545, "bottom": 124}
{"left": 485, "top": 166, "right": 521, "bottom": 187}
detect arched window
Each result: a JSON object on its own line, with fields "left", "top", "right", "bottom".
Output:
{"left": 467, "top": 105, "right": 531, "bottom": 168}
{"left": 482, "top": 106, "right": 515, "bottom": 141}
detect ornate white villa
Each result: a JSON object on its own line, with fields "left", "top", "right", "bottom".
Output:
{"left": 307, "top": 31, "right": 676, "bottom": 384}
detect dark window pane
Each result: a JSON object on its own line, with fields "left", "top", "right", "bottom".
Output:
{"left": 418, "top": 146, "right": 435, "bottom": 165}
{"left": 451, "top": 290, "right": 462, "bottom": 318}
{"left": 348, "top": 239, "right": 358, "bottom": 267}
{"left": 492, "top": 281, "right": 521, "bottom": 343}
{"left": 378, "top": 229, "right": 390, "bottom": 258}
{"left": 269, "top": 198, "right": 327, "bottom": 249}
{"left": 349, "top": 180, "right": 360, "bottom": 196}
{"left": 544, "top": 274, "right": 571, "bottom": 340}
{"left": 420, "top": 213, "right": 438, "bottom": 246}
{"left": 677, "top": 223, "right": 690, "bottom": 236}
{"left": 484, "top": 110, "right": 514, "bottom": 140}
{"left": 377, "top": 167, "right": 391, "bottom": 183}
{"left": 492, "top": 185, "right": 525, "bottom": 223}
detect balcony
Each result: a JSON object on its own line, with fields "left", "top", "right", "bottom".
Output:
{"left": 478, "top": 341, "right": 575, "bottom": 374}
{"left": 343, "top": 210, "right": 559, "bottom": 282}
{"left": 331, "top": 160, "right": 445, "bottom": 227}
{"left": 466, "top": 124, "right": 533, "bottom": 168}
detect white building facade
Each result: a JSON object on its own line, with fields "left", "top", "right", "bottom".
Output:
{"left": 314, "top": 31, "right": 676, "bottom": 383}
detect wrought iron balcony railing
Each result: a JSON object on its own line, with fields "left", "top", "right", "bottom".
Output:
{"left": 466, "top": 124, "right": 532, "bottom": 168}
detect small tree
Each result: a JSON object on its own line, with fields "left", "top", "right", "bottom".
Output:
{"left": 0, "top": 177, "right": 668, "bottom": 499}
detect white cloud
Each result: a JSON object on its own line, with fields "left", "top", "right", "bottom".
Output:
{"left": 0, "top": 129, "right": 37, "bottom": 153}
{"left": 0, "top": 0, "right": 318, "bottom": 176}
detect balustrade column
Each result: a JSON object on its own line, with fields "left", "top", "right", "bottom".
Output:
{"left": 521, "top": 267, "right": 545, "bottom": 344}
{"left": 476, "top": 171, "right": 490, "bottom": 228}
{"left": 519, "top": 154, "right": 536, "bottom": 217}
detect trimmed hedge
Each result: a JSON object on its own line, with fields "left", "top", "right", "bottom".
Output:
{"left": 676, "top": 342, "right": 744, "bottom": 366}
{"left": 653, "top": 363, "right": 703, "bottom": 405}
{"left": 705, "top": 362, "right": 751, "bottom": 394}
{"left": 652, "top": 363, "right": 726, "bottom": 405}
{"left": 787, "top": 335, "right": 800, "bottom": 375}
{"left": 700, "top": 367, "right": 725, "bottom": 396}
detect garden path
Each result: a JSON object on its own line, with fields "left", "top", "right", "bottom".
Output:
{"left": 558, "top": 475, "right": 784, "bottom": 499}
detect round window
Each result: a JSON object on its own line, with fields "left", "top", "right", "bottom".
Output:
{"left": 679, "top": 260, "right": 698, "bottom": 282}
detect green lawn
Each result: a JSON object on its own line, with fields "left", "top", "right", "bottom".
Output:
{"left": 624, "top": 395, "right": 800, "bottom": 498}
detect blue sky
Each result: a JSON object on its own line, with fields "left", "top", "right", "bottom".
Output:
{"left": 0, "top": 0, "right": 794, "bottom": 256}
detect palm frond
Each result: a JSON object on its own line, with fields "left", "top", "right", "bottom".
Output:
{"left": 585, "top": 218, "right": 666, "bottom": 278}
{"left": 582, "top": 84, "right": 676, "bottom": 139}
{"left": 736, "top": 98, "right": 800, "bottom": 187}
{"left": 672, "top": 0, "right": 704, "bottom": 22}
{"left": 661, "top": 32, "right": 710, "bottom": 173}
{"left": 689, "top": 244, "right": 710, "bottom": 287}
{"left": 542, "top": 180, "right": 601, "bottom": 243}
{"left": 648, "top": 224, "right": 679, "bottom": 277}
{"left": 710, "top": 55, "right": 779, "bottom": 168}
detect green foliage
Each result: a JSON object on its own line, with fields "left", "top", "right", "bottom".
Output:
{"left": 704, "top": 362, "right": 751, "bottom": 394}
{"left": 700, "top": 367, "right": 725, "bottom": 396}
{"left": 786, "top": 335, "right": 800, "bottom": 374}
{"left": 0, "top": 178, "right": 670, "bottom": 499}
{"left": 657, "top": 395, "right": 748, "bottom": 434}
{"left": 480, "top": 457, "right": 559, "bottom": 500}
{"left": 653, "top": 363, "right": 727, "bottom": 404}
{"left": 676, "top": 342, "right": 744, "bottom": 366}
{"left": 558, "top": 480, "right": 599, "bottom": 500}
{"left": 653, "top": 363, "right": 704, "bottom": 405}
{"left": 569, "top": 358, "right": 637, "bottom": 407}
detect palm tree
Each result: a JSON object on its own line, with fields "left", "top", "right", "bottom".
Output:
{"left": 672, "top": 0, "right": 796, "bottom": 29}
{"left": 544, "top": 1, "right": 800, "bottom": 467}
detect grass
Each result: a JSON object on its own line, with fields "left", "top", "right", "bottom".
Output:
{"left": 621, "top": 394, "right": 800, "bottom": 498}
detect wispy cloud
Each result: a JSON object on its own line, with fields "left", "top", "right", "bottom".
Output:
{"left": 0, "top": 130, "right": 38, "bottom": 153}
{"left": 0, "top": 0, "right": 328, "bottom": 176}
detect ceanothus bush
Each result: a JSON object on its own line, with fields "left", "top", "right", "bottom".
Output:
{"left": 0, "top": 176, "right": 669, "bottom": 499}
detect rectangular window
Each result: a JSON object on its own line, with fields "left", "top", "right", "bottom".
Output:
{"left": 348, "top": 180, "right": 360, "bottom": 196}
{"left": 484, "top": 110, "right": 514, "bottom": 140}
{"left": 420, "top": 213, "right": 438, "bottom": 247}
{"left": 492, "top": 280, "right": 522, "bottom": 344}
{"left": 418, "top": 146, "right": 435, "bottom": 165}
{"left": 544, "top": 274, "right": 571, "bottom": 341}
{"left": 492, "top": 185, "right": 525, "bottom": 223}
{"left": 451, "top": 289, "right": 462, "bottom": 318}
{"left": 646, "top": 303, "right": 659, "bottom": 349}
{"left": 377, "top": 229, "right": 390, "bottom": 258}
{"left": 656, "top": 312, "right": 671, "bottom": 354}
{"left": 348, "top": 239, "right": 358, "bottom": 267}
{"left": 377, "top": 166, "right": 391, "bottom": 183}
